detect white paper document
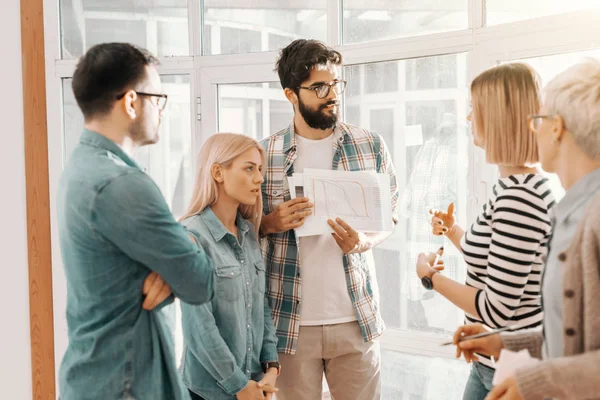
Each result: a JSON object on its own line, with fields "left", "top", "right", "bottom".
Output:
{"left": 492, "top": 349, "right": 541, "bottom": 386}
{"left": 288, "top": 169, "right": 393, "bottom": 237}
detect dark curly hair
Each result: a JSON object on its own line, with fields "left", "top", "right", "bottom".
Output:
{"left": 276, "top": 39, "right": 342, "bottom": 93}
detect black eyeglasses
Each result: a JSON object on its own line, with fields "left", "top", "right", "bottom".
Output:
{"left": 297, "top": 80, "right": 347, "bottom": 99}
{"left": 116, "top": 91, "right": 169, "bottom": 111}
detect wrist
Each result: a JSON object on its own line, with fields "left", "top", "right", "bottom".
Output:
{"left": 260, "top": 214, "right": 272, "bottom": 236}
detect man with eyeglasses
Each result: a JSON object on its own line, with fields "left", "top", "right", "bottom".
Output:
{"left": 259, "top": 39, "right": 399, "bottom": 400}
{"left": 57, "top": 42, "right": 214, "bottom": 400}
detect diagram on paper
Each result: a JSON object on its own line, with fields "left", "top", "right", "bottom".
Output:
{"left": 313, "top": 179, "right": 371, "bottom": 218}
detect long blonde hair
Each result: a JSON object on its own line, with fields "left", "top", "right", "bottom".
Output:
{"left": 180, "top": 133, "right": 266, "bottom": 238}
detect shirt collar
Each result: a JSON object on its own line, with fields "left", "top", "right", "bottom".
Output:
{"left": 283, "top": 121, "right": 349, "bottom": 154}
{"left": 79, "top": 129, "right": 141, "bottom": 170}
{"left": 200, "top": 206, "right": 250, "bottom": 243}
{"left": 553, "top": 168, "right": 600, "bottom": 224}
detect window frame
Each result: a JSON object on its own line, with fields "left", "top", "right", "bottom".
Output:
{"left": 41, "top": 0, "right": 600, "bottom": 389}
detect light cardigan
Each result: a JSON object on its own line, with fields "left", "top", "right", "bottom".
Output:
{"left": 500, "top": 192, "right": 600, "bottom": 400}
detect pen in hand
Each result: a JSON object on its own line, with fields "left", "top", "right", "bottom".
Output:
{"left": 440, "top": 325, "right": 515, "bottom": 346}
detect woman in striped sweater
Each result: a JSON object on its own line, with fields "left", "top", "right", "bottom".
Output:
{"left": 415, "top": 63, "right": 555, "bottom": 400}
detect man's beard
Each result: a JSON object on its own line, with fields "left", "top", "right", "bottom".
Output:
{"left": 298, "top": 98, "right": 339, "bottom": 130}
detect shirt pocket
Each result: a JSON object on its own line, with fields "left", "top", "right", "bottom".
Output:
{"left": 215, "top": 265, "right": 244, "bottom": 302}
{"left": 253, "top": 260, "right": 266, "bottom": 294}
{"left": 262, "top": 184, "right": 290, "bottom": 214}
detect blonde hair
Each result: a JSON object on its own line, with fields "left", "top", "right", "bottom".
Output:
{"left": 471, "top": 63, "right": 541, "bottom": 165}
{"left": 544, "top": 58, "right": 600, "bottom": 160}
{"left": 181, "top": 133, "right": 266, "bottom": 238}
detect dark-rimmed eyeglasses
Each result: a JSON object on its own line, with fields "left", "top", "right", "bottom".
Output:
{"left": 116, "top": 91, "right": 168, "bottom": 111}
{"left": 297, "top": 80, "right": 347, "bottom": 99}
{"left": 527, "top": 114, "right": 553, "bottom": 133}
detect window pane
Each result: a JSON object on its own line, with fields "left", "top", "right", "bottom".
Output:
{"left": 343, "top": 0, "right": 468, "bottom": 44}
{"left": 486, "top": 0, "right": 600, "bottom": 25}
{"left": 60, "top": 0, "right": 189, "bottom": 59}
{"left": 381, "top": 351, "right": 469, "bottom": 398}
{"left": 218, "top": 82, "right": 293, "bottom": 140}
{"left": 202, "top": 1, "right": 327, "bottom": 55}
{"left": 61, "top": 75, "right": 194, "bottom": 218}
{"left": 344, "top": 54, "right": 469, "bottom": 337}
{"left": 508, "top": 48, "right": 600, "bottom": 201}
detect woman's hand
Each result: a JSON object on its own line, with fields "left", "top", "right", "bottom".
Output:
{"left": 429, "top": 203, "right": 456, "bottom": 236}
{"left": 453, "top": 323, "right": 504, "bottom": 363}
{"left": 416, "top": 248, "right": 445, "bottom": 280}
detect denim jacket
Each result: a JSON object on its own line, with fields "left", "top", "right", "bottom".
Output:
{"left": 57, "top": 129, "right": 215, "bottom": 400}
{"left": 180, "top": 208, "right": 278, "bottom": 399}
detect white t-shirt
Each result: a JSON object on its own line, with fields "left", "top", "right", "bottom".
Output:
{"left": 294, "top": 133, "right": 357, "bottom": 326}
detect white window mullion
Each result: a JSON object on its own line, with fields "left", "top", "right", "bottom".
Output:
{"left": 328, "top": 0, "right": 342, "bottom": 46}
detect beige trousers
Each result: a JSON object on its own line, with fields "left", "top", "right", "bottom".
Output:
{"left": 276, "top": 321, "right": 381, "bottom": 400}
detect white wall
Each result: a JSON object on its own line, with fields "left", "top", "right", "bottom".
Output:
{"left": 0, "top": 0, "right": 33, "bottom": 398}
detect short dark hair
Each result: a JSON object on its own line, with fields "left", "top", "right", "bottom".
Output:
{"left": 72, "top": 43, "right": 159, "bottom": 120}
{"left": 276, "top": 39, "right": 342, "bottom": 92}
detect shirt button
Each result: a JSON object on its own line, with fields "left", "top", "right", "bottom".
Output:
{"left": 246, "top": 370, "right": 250, "bottom": 374}
{"left": 247, "top": 324, "right": 251, "bottom": 328}
{"left": 248, "top": 347, "right": 251, "bottom": 352}
{"left": 558, "top": 252, "right": 567, "bottom": 262}
{"left": 564, "top": 289, "right": 575, "bottom": 298}
{"left": 247, "top": 281, "right": 250, "bottom": 285}
{"left": 230, "top": 272, "right": 235, "bottom": 276}
{"left": 241, "top": 260, "right": 245, "bottom": 263}
{"left": 565, "top": 328, "right": 576, "bottom": 336}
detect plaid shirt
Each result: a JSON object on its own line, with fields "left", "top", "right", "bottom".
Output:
{"left": 259, "top": 122, "right": 399, "bottom": 355}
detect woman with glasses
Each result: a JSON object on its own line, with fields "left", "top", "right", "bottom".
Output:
{"left": 178, "top": 133, "right": 279, "bottom": 400}
{"left": 416, "top": 63, "right": 555, "bottom": 400}
{"left": 453, "top": 59, "right": 600, "bottom": 400}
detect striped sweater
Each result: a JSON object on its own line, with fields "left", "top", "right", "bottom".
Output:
{"left": 461, "top": 173, "right": 555, "bottom": 367}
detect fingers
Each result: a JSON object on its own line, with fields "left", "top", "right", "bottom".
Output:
{"left": 334, "top": 218, "right": 359, "bottom": 239}
{"left": 285, "top": 197, "right": 311, "bottom": 208}
{"left": 447, "top": 202, "right": 455, "bottom": 215}
{"left": 328, "top": 219, "right": 349, "bottom": 238}
{"left": 261, "top": 384, "right": 279, "bottom": 393}
{"left": 288, "top": 201, "right": 314, "bottom": 213}
{"left": 143, "top": 272, "right": 158, "bottom": 295}
{"left": 142, "top": 274, "right": 167, "bottom": 310}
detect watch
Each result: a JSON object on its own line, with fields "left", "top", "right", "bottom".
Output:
{"left": 421, "top": 271, "right": 439, "bottom": 290}
{"left": 262, "top": 361, "right": 281, "bottom": 376}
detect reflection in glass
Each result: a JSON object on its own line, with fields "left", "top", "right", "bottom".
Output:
{"left": 60, "top": 0, "right": 189, "bottom": 58}
{"left": 486, "top": 0, "right": 600, "bottom": 26}
{"left": 202, "top": 1, "right": 327, "bottom": 55}
{"left": 344, "top": 54, "right": 469, "bottom": 336}
{"left": 218, "top": 82, "right": 293, "bottom": 140}
{"left": 343, "top": 0, "right": 468, "bottom": 44}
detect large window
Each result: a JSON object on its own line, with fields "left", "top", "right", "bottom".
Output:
{"left": 47, "top": 1, "right": 600, "bottom": 398}
{"left": 60, "top": 0, "right": 190, "bottom": 58}
{"left": 218, "top": 82, "right": 292, "bottom": 139}
{"left": 486, "top": 0, "right": 600, "bottom": 26}
{"left": 343, "top": 0, "right": 468, "bottom": 44}
{"left": 344, "top": 54, "right": 469, "bottom": 338}
{"left": 202, "top": 1, "right": 328, "bottom": 55}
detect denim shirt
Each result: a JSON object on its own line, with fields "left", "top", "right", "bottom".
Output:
{"left": 180, "top": 208, "right": 278, "bottom": 400}
{"left": 57, "top": 129, "right": 215, "bottom": 400}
